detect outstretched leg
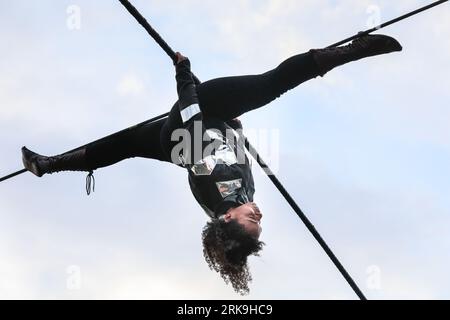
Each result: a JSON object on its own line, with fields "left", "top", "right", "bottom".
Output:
{"left": 22, "top": 118, "right": 171, "bottom": 177}
{"left": 196, "top": 34, "right": 402, "bottom": 120}
{"left": 196, "top": 52, "right": 319, "bottom": 121}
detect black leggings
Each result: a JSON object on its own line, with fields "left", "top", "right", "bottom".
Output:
{"left": 85, "top": 51, "right": 320, "bottom": 169}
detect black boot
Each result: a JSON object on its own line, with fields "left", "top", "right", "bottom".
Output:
{"left": 310, "top": 34, "right": 403, "bottom": 76}
{"left": 22, "top": 146, "right": 90, "bottom": 177}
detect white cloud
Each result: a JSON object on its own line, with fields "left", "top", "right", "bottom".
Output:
{"left": 117, "top": 74, "right": 145, "bottom": 97}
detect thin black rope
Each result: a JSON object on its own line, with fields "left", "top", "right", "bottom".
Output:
{"left": 119, "top": 0, "right": 175, "bottom": 61}
{"left": 118, "top": 0, "right": 201, "bottom": 85}
{"left": 0, "top": 168, "right": 27, "bottom": 183}
{"left": 328, "top": 0, "right": 448, "bottom": 48}
{"left": 245, "top": 140, "right": 366, "bottom": 299}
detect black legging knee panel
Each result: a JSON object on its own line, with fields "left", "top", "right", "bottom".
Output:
{"left": 86, "top": 51, "right": 320, "bottom": 169}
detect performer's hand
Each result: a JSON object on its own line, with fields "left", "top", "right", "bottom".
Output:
{"left": 227, "top": 118, "right": 243, "bottom": 130}
{"left": 175, "top": 52, "right": 187, "bottom": 64}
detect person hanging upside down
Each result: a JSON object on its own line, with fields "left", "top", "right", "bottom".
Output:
{"left": 21, "top": 34, "right": 402, "bottom": 294}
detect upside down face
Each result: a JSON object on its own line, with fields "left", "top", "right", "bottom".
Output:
{"left": 223, "top": 202, "right": 263, "bottom": 239}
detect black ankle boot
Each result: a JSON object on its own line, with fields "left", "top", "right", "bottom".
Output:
{"left": 22, "top": 146, "right": 90, "bottom": 177}
{"left": 310, "top": 34, "right": 403, "bottom": 76}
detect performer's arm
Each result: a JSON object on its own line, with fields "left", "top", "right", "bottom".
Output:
{"left": 175, "top": 52, "right": 201, "bottom": 125}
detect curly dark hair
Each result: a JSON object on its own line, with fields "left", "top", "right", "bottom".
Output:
{"left": 201, "top": 218, "right": 265, "bottom": 295}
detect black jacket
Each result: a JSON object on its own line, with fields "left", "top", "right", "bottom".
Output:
{"left": 175, "top": 59, "right": 255, "bottom": 219}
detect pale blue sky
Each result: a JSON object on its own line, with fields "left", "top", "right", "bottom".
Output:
{"left": 0, "top": 0, "right": 449, "bottom": 299}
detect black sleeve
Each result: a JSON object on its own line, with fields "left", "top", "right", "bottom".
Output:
{"left": 175, "top": 59, "right": 202, "bottom": 125}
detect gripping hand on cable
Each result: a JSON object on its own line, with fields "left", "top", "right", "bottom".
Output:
{"left": 175, "top": 52, "right": 202, "bottom": 125}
